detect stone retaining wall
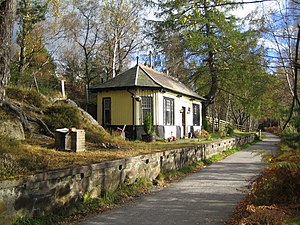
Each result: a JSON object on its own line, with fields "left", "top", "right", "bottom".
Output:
{"left": 0, "top": 134, "right": 256, "bottom": 224}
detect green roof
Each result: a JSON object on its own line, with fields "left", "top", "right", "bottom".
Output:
{"left": 90, "top": 64, "right": 205, "bottom": 101}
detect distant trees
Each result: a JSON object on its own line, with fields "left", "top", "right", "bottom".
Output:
{"left": 60, "top": 0, "right": 102, "bottom": 101}
{"left": 256, "top": 0, "right": 300, "bottom": 129}
{"left": 58, "top": 0, "right": 143, "bottom": 103}
{"left": 8, "top": 0, "right": 59, "bottom": 93}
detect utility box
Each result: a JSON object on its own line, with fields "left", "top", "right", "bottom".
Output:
{"left": 55, "top": 128, "right": 85, "bottom": 152}
{"left": 55, "top": 128, "right": 70, "bottom": 150}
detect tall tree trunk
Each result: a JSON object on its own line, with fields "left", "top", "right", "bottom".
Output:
{"left": 0, "top": 0, "right": 17, "bottom": 105}
{"left": 283, "top": 25, "right": 300, "bottom": 130}
{"left": 112, "top": 30, "right": 118, "bottom": 78}
{"left": 201, "top": 1, "right": 218, "bottom": 129}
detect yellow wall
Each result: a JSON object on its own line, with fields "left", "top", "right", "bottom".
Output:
{"left": 97, "top": 90, "right": 133, "bottom": 125}
{"left": 135, "top": 89, "right": 158, "bottom": 125}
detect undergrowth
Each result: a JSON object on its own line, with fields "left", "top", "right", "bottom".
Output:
{"left": 226, "top": 133, "right": 300, "bottom": 225}
{"left": 7, "top": 87, "right": 49, "bottom": 109}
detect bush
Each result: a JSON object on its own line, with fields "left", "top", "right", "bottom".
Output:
{"left": 143, "top": 113, "right": 154, "bottom": 134}
{"left": 250, "top": 151, "right": 300, "bottom": 206}
{"left": 281, "top": 129, "right": 300, "bottom": 149}
{"left": 44, "top": 104, "right": 81, "bottom": 131}
{"left": 225, "top": 125, "right": 234, "bottom": 136}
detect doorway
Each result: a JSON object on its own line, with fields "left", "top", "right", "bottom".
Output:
{"left": 181, "top": 107, "right": 186, "bottom": 138}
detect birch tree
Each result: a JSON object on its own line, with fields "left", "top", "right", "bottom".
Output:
{"left": 0, "top": 0, "right": 17, "bottom": 105}
{"left": 99, "top": 0, "right": 142, "bottom": 79}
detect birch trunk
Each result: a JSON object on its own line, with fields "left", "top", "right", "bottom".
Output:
{"left": 0, "top": 0, "right": 17, "bottom": 105}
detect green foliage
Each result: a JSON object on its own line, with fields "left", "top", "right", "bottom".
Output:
{"left": 44, "top": 104, "right": 81, "bottom": 131}
{"left": 291, "top": 114, "right": 300, "bottom": 133}
{"left": 287, "top": 215, "right": 300, "bottom": 225}
{"left": 225, "top": 125, "right": 234, "bottom": 136}
{"left": 143, "top": 112, "right": 154, "bottom": 134}
{"left": 14, "top": 216, "right": 41, "bottom": 225}
{"left": 202, "top": 147, "right": 241, "bottom": 165}
{"left": 281, "top": 128, "right": 300, "bottom": 149}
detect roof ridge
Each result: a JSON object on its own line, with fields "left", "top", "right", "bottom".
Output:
{"left": 135, "top": 64, "right": 139, "bottom": 85}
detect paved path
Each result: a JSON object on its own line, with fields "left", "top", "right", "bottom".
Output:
{"left": 77, "top": 133, "right": 280, "bottom": 225}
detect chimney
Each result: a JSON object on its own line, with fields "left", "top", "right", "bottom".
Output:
{"left": 149, "top": 50, "right": 152, "bottom": 68}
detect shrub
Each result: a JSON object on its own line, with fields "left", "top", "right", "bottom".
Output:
{"left": 281, "top": 129, "right": 300, "bottom": 149}
{"left": 143, "top": 113, "right": 154, "bottom": 135}
{"left": 44, "top": 104, "right": 81, "bottom": 131}
{"left": 250, "top": 151, "right": 300, "bottom": 206}
{"left": 225, "top": 125, "right": 234, "bottom": 136}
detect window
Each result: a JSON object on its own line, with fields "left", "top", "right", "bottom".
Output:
{"left": 141, "top": 96, "right": 153, "bottom": 123}
{"left": 163, "top": 97, "right": 174, "bottom": 125}
{"left": 193, "top": 104, "right": 200, "bottom": 126}
{"left": 102, "top": 98, "right": 111, "bottom": 126}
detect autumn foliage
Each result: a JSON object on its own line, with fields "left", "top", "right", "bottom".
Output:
{"left": 226, "top": 149, "right": 300, "bottom": 225}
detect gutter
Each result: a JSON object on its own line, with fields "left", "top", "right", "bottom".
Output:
{"left": 127, "top": 89, "right": 136, "bottom": 140}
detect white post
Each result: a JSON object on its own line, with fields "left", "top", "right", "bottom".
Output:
{"left": 61, "top": 80, "right": 65, "bottom": 98}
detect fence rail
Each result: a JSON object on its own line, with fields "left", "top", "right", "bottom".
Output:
{"left": 206, "top": 117, "right": 252, "bottom": 132}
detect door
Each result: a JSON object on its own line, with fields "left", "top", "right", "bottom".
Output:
{"left": 102, "top": 98, "right": 111, "bottom": 127}
{"left": 181, "top": 107, "right": 186, "bottom": 138}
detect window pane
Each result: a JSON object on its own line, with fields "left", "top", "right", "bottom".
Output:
{"left": 193, "top": 104, "right": 200, "bottom": 126}
{"left": 164, "top": 97, "right": 174, "bottom": 125}
{"left": 103, "top": 98, "right": 111, "bottom": 126}
{"left": 141, "top": 96, "right": 153, "bottom": 123}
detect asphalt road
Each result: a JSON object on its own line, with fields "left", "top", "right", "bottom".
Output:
{"left": 76, "top": 132, "right": 280, "bottom": 225}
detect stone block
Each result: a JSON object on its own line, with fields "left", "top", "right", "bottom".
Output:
{"left": 71, "top": 129, "right": 85, "bottom": 152}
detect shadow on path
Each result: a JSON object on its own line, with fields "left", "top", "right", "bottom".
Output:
{"left": 77, "top": 133, "right": 280, "bottom": 225}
